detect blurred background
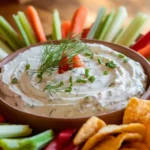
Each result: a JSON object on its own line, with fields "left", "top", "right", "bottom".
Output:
{"left": 0, "top": 0, "right": 150, "bottom": 35}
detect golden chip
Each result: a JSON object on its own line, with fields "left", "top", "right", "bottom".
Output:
{"left": 93, "top": 133, "right": 142, "bottom": 150}
{"left": 73, "top": 116, "right": 106, "bottom": 145}
{"left": 121, "top": 141, "right": 149, "bottom": 150}
{"left": 119, "top": 149, "right": 137, "bottom": 150}
{"left": 82, "top": 123, "right": 145, "bottom": 150}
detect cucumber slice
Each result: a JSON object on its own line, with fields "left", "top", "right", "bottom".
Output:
{"left": 99, "top": 9, "right": 115, "bottom": 40}
{"left": 13, "top": 15, "right": 30, "bottom": 46}
{"left": 0, "top": 125, "right": 32, "bottom": 138}
{"left": 52, "top": 9, "right": 62, "bottom": 40}
{"left": 87, "top": 7, "right": 106, "bottom": 39}
{"left": 18, "top": 11, "right": 37, "bottom": 44}
{"left": 114, "top": 12, "right": 148, "bottom": 47}
{"left": 103, "top": 6, "right": 128, "bottom": 42}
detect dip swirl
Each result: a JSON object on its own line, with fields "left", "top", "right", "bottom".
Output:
{"left": 0, "top": 43, "right": 147, "bottom": 118}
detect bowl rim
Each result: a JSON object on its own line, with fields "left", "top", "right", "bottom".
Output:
{"left": 0, "top": 39, "right": 150, "bottom": 120}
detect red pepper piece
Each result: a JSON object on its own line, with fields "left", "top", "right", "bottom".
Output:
{"left": 72, "top": 55, "right": 85, "bottom": 68}
{"left": 63, "top": 142, "right": 81, "bottom": 150}
{"left": 82, "top": 27, "right": 90, "bottom": 38}
{"left": 0, "top": 114, "right": 5, "bottom": 122}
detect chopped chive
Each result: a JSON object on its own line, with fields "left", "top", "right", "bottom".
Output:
{"left": 89, "top": 76, "right": 95, "bottom": 83}
{"left": 85, "top": 51, "right": 93, "bottom": 59}
{"left": 25, "top": 64, "right": 30, "bottom": 70}
{"left": 85, "top": 68, "right": 90, "bottom": 78}
{"left": 59, "top": 81, "right": 64, "bottom": 86}
{"left": 124, "top": 57, "right": 129, "bottom": 63}
{"left": 106, "top": 60, "right": 117, "bottom": 69}
{"left": 98, "top": 58, "right": 102, "bottom": 64}
{"left": 76, "top": 78, "right": 87, "bottom": 83}
{"left": 65, "top": 76, "right": 73, "bottom": 92}
{"left": 104, "top": 71, "right": 108, "bottom": 75}
{"left": 118, "top": 53, "right": 125, "bottom": 58}
{"left": 65, "top": 87, "right": 72, "bottom": 92}
{"left": 11, "top": 78, "right": 18, "bottom": 84}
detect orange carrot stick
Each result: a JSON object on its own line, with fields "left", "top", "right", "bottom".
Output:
{"left": 70, "top": 6, "right": 88, "bottom": 37}
{"left": 61, "top": 21, "right": 71, "bottom": 38}
{"left": 138, "top": 44, "right": 150, "bottom": 58}
{"left": 27, "top": 6, "right": 46, "bottom": 42}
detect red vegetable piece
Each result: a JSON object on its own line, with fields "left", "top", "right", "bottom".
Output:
{"left": 63, "top": 143, "right": 80, "bottom": 150}
{"left": 138, "top": 44, "right": 150, "bottom": 58}
{"left": 82, "top": 27, "right": 90, "bottom": 38}
{"left": 72, "top": 55, "right": 85, "bottom": 68}
{"left": 130, "top": 31, "right": 150, "bottom": 51}
{"left": 45, "top": 138, "right": 60, "bottom": 150}
{"left": 0, "top": 114, "right": 5, "bottom": 122}
{"left": 61, "top": 21, "right": 71, "bottom": 38}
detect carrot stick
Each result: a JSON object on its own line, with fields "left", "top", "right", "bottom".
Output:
{"left": 70, "top": 6, "right": 88, "bottom": 37}
{"left": 27, "top": 6, "right": 46, "bottom": 42}
{"left": 61, "top": 21, "right": 71, "bottom": 38}
{"left": 138, "top": 44, "right": 150, "bottom": 58}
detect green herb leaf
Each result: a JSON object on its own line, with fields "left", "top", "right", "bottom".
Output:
{"left": 85, "top": 68, "right": 90, "bottom": 78}
{"left": 26, "top": 64, "right": 30, "bottom": 70}
{"left": 104, "top": 71, "right": 108, "bottom": 75}
{"left": 118, "top": 53, "right": 125, "bottom": 58}
{"left": 106, "top": 60, "right": 117, "bottom": 69}
{"left": 76, "top": 78, "right": 87, "bottom": 83}
{"left": 11, "top": 78, "right": 18, "bottom": 84}
{"left": 89, "top": 76, "right": 95, "bottom": 83}
{"left": 124, "top": 57, "right": 129, "bottom": 63}
{"left": 98, "top": 58, "right": 102, "bottom": 64}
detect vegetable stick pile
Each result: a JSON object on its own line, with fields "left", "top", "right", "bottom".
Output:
{"left": 0, "top": 5, "right": 149, "bottom": 61}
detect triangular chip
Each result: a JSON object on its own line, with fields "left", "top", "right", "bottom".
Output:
{"left": 93, "top": 133, "right": 142, "bottom": 150}
{"left": 73, "top": 116, "right": 106, "bottom": 145}
{"left": 82, "top": 123, "right": 145, "bottom": 150}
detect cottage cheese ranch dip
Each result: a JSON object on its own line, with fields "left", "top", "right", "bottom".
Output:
{"left": 0, "top": 41, "right": 147, "bottom": 118}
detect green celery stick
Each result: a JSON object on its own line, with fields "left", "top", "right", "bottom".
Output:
{"left": 112, "top": 28, "right": 123, "bottom": 42}
{"left": 87, "top": 7, "right": 106, "bottom": 39}
{"left": 52, "top": 9, "right": 62, "bottom": 40}
{"left": 13, "top": 15, "right": 30, "bottom": 46}
{"left": 99, "top": 9, "right": 115, "bottom": 40}
{"left": 93, "top": 8, "right": 106, "bottom": 39}
{"left": 0, "top": 125, "right": 32, "bottom": 138}
{"left": 0, "top": 16, "right": 24, "bottom": 48}
{"left": 103, "top": 6, "right": 128, "bottom": 42}
{"left": 0, "top": 39, "right": 13, "bottom": 54}
{"left": 0, "top": 129, "right": 54, "bottom": 150}
{"left": 114, "top": 12, "right": 148, "bottom": 47}
{"left": 18, "top": 12, "right": 37, "bottom": 44}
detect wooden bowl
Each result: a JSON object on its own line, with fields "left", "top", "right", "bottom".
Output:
{"left": 0, "top": 39, "right": 150, "bottom": 132}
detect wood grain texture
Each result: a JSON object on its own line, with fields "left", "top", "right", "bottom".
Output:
{"left": 0, "top": 0, "right": 149, "bottom": 35}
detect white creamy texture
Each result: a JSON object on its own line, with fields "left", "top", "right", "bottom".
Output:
{"left": 0, "top": 44, "right": 147, "bottom": 118}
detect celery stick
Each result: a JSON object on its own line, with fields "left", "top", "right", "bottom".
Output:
{"left": 87, "top": 7, "right": 106, "bottom": 39}
{"left": 112, "top": 28, "right": 123, "bottom": 42}
{"left": 0, "top": 48, "right": 9, "bottom": 60}
{"left": 99, "top": 9, "right": 115, "bottom": 40}
{"left": 0, "top": 16, "right": 24, "bottom": 48}
{"left": 114, "top": 12, "right": 148, "bottom": 47}
{"left": 0, "top": 39, "right": 13, "bottom": 54}
{"left": 0, "top": 129, "right": 54, "bottom": 150}
{"left": 93, "top": 8, "right": 106, "bottom": 39}
{"left": 52, "top": 9, "right": 62, "bottom": 40}
{"left": 13, "top": 15, "right": 30, "bottom": 46}
{"left": 0, "top": 125, "right": 32, "bottom": 138}
{"left": 18, "top": 12, "right": 37, "bottom": 44}
{"left": 103, "top": 6, "right": 128, "bottom": 42}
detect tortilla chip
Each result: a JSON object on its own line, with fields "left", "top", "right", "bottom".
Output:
{"left": 121, "top": 141, "right": 149, "bottom": 150}
{"left": 93, "top": 133, "right": 142, "bottom": 150}
{"left": 119, "top": 149, "right": 137, "bottom": 150}
{"left": 73, "top": 116, "right": 106, "bottom": 145}
{"left": 82, "top": 123, "right": 145, "bottom": 150}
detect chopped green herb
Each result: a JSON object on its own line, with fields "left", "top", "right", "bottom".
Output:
{"left": 124, "top": 57, "right": 129, "bottom": 63}
{"left": 89, "top": 76, "right": 95, "bottom": 83}
{"left": 76, "top": 78, "right": 87, "bottom": 83}
{"left": 11, "top": 78, "right": 18, "bottom": 84}
{"left": 65, "top": 87, "right": 72, "bottom": 92}
{"left": 65, "top": 76, "right": 73, "bottom": 92}
{"left": 85, "top": 68, "right": 90, "bottom": 78}
{"left": 98, "top": 58, "right": 102, "bottom": 64}
{"left": 85, "top": 51, "right": 93, "bottom": 59}
{"left": 37, "top": 73, "right": 42, "bottom": 78}
{"left": 104, "top": 71, "right": 108, "bottom": 75}
{"left": 26, "top": 64, "right": 30, "bottom": 70}
{"left": 118, "top": 53, "right": 125, "bottom": 58}
{"left": 106, "top": 60, "right": 117, "bottom": 69}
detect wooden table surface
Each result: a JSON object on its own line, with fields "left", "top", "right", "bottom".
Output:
{"left": 0, "top": 0, "right": 150, "bottom": 36}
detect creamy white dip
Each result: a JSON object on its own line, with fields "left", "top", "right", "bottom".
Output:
{"left": 0, "top": 44, "right": 147, "bottom": 118}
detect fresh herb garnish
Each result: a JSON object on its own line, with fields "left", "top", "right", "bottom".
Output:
{"left": 26, "top": 64, "right": 30, "bottom": 70}
{"left": 76, "top": 78, "right": 87, "bottom": 83}
{"left": 85, "top": 51, "right": 93, "bottom": 59}
{"left": 89, "top": 76, "right": 95, "bottom": 83}
{"left": 124, "top": 57, "right": 129, "bottom": 63}
{"left": 104, "top": 71, "right": 108, "bottom": 75}
{"left": 65, "top": 76, "right": 73, "bottom": 92}
{"left": 85, "top": 68, "right": 90, "bottom": 78}
{"left": 106, "top": 60, "right": 117, "bottom": 69}
{"left": 98, "top": 58, "right": 102, "bottom": 64}
{"left": 11, "top": 78, "right": 18, "bottom": 84}
{"left": 118, "top": 53, "right": 125, "bottom": 58}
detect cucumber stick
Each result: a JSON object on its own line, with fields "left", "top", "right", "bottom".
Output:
{"left": 114, "top": 12, "right": 148, "bottom": 47}
{"left": 99, "top": 9, "right": 115, "bottom": 40}
{"left": 103, "top": 6, "right": 128, "bottom": 42}
{"left": 52, "top": 9, "right": 62, "bottom": 40}
{"left": 0, "top": 129, "right": 54, "bottom": 150}
{"left": 18, "top": 12, "right": 37, "bottom": 45}
{"left": 0, "top": 125, "right": 32, "bottom": 138}
{"left": 0, "top": 16, "right": 24, "bottom": 48}
{"left": 13, "top": 15, "right": 30, "bottom": 46}
{"left": 87, "top": 7, "right": 106, "bottom": 39}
